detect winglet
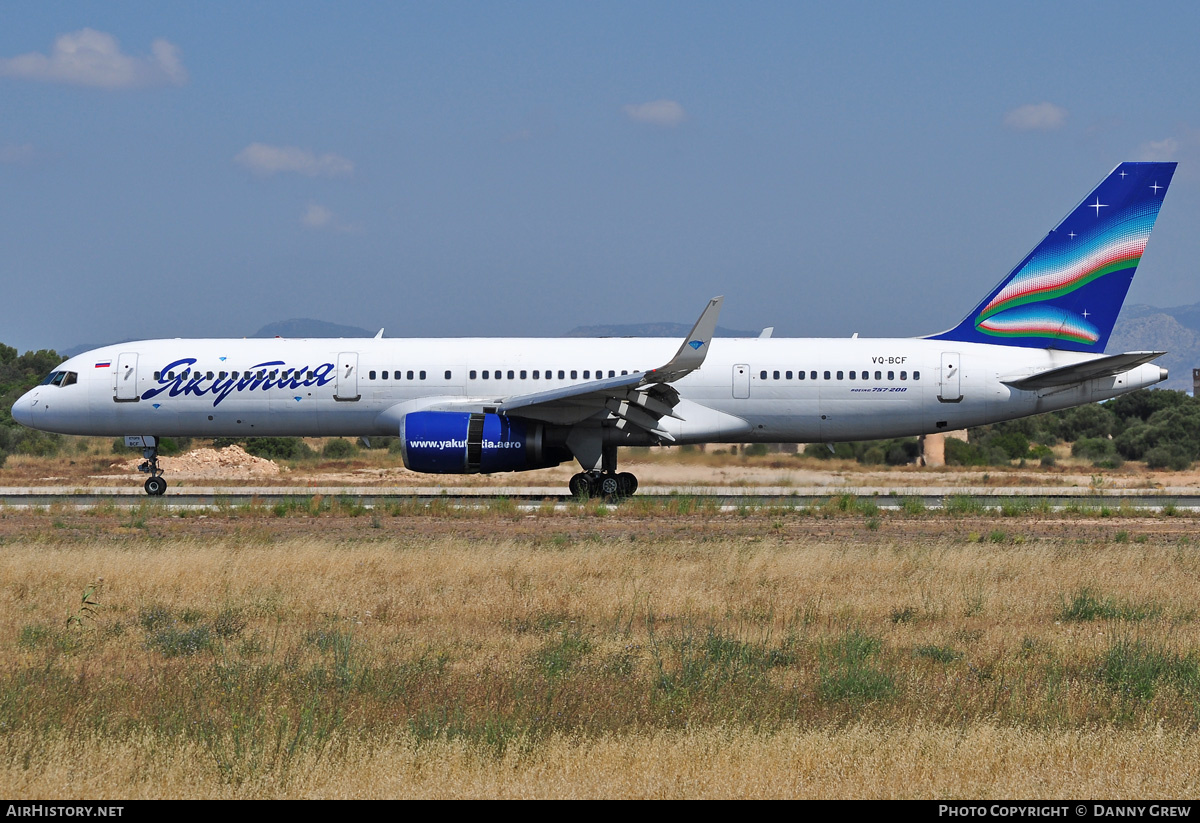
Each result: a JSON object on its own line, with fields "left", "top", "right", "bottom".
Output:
{"left": 649, "top": 296, "right": 723, "bottom": 382}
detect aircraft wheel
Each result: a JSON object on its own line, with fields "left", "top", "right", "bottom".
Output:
{"left": 599, "top": 475, "right": 620, "bottom": 497}
{"left": 618, "top": 472, "right": 638, "bottom": 496}
{"left": 568, "top": 473, "right": 593, "bottom": 498}
{"left": 144, "top": 476, "right": 167, "bottom": 496}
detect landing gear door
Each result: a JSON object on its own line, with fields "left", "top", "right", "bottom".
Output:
{"left": 335, "top": 352, "right": 360, "bottom": 401}
{"left": 115, "top": 352, "right": 139, "bottom": 402}
{"left": 733, "top": 364, "right": 750, "bottom": 399}
{"left": 939, "top": 352, "right": 962, "bottom": 403}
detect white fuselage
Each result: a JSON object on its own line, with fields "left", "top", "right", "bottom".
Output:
{"left": 14, "top": 336, "right": 1167, "bottom": 445}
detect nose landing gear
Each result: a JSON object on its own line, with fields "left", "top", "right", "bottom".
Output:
{"left": 128, "top": 436, "right": 167, "bottom": 496}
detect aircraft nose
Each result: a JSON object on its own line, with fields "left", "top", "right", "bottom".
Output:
{"left": 11, "top": 391, "right": 35, "bottom": 428}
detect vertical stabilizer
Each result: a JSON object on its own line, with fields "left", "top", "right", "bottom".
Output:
{"left": 930, "top": 162, "right": 1176, "bottom": 352}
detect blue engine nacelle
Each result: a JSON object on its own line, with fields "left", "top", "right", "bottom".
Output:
{"left": 399, "top": 411, "right": 572, "bottom": 474}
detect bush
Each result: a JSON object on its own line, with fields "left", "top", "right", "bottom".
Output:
{"left": 1072, "top": 437, "right": 1117, "bottom": 461}
{"left": 322, "top": 438, "right": 358, "bottom": 459}
{"left": 944, "top": 437, "right": 988, "bottom": 466}
{"left": 1144, "top": 445, "right": 1192, "bottom": 471}
{"left": 984, "top": 430, "right": 1030, "bottom": 460}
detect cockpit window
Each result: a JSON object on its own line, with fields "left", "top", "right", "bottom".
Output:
{"left": 39, "top": 370, "right": 77, "bottom": 387}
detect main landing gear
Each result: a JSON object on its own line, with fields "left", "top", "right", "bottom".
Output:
{"left": 568, "top": 471, "right": 638, "bottom": 499}
{"left": 135, "top": 438, "right": 167, "bottom": 496}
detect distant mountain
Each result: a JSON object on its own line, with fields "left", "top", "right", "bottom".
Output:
{"left": 59, "top": 339, "right": 137, "bottom": 359}
{"left": 565, "top": 322, "right": 762, "bottom": 338}
{"left": 252, "top": 318, "right": 374, "bottom": 338}
{"left": 1110, "top": 302, "right": 1200, "bottom": 393}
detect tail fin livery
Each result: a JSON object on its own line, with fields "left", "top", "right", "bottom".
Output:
{"left": 930, "top": 161, "right": 1176, "bottom": 352}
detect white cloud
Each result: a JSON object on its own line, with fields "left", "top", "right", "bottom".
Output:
{"left": 236, "top": 143, "right": 354, "bottom": 177}
{"left": 622, "top": 99, "right": 686, "bottom": 127}
{"left": 1003, "top": 102, "right": 1068, "bottom": 131}
{"left": 301, "top": 203, "right": 334, "bottom": 229}
{"left": 1137, "top": 137, "right": 1179, "bottom": 161}
{"left": 0, "top": 143, "right": 35, "bottom": 164}
{"left": 0, "top": 29, "right": 187, "bottom": 89}
{"left": 301, "top": 203, "right": 362, "bottom": 233}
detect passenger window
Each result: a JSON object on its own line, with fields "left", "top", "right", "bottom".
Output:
{"left": 520, "top": 370, "right": 527, "bottom": 379}
{"left": 823, "top": 371, "right": 831, "bottom": 380}
{"left": 786, "top": 371, "right": 793, "bottom": 379}
{"left": 219, "top": 371, "right": 227, "bottom": 380}
{"left": 836, "top": 371, "right": 844, "bottom": 380}
{"left": 900, "top": 371, "right": 907, "bottom": 380}
{"left": 875, "top": 371, "right": 881, "bottom": 380}
{"left": 507, "top": 370, "right": 514, "bottom": 379}
{"left": 888, "top": 371, "right": 894, "bottom": 380}
{"left": 533, "top": 370, "right": 540, "bottom": 379}
{"left": 306, "top": 371, "right": 313, "bottom": 380}
{"left": 798, "top": 371, "right": 805, "bottom": 380}
{"left": 369, "top": 371, "right": 377, "bottom": 380}
{"left": 420, "top": 371, "right": 427, "bottom": 380}
{"left": 381, "top": 371, "right": 388, "bottom": 380}
{"left": 773, "top": 370, "right": 780, "bottom": 380}
{"left": 558, "top": 370, "right": 565, "bottom": 379}
{"left": 810, "top": 371, "right": 817, "bottom": 380}
{"left": 445, "top": 370, "right": 452, "bottom": 380}
{"left": 154, "top": 371, "right": 161, "bottom": 381}
{"left": 608, "top": 370, "right": 615, "bottom": 378}
{"left": 470, "top": 370, "right": 477, "bottom": 379}
{"left": 760, "top": 370, "right": 767, "bottom": 380}
{"left": 849, "top": 371, "right": 856, "bottom": 380}
{"left": 583, "top": 370, "right": 590, "bottom": 379}
{"left": 571, "top": 370, "right": 578, "bottom": 379}
{"left": 621, "top": 370, "right": 628, "bottom": 375}
{"left": 914, "top": 371, "right": 920, "bottom": 380}
{"left": 407, "top": 370, "right": 414, "bottom": 380}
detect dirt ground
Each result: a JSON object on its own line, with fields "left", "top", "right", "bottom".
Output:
{"left": 4, "top": 438, "right": 1200, "bottom": 490}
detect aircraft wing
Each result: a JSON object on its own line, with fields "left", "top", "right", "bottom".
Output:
{"left": 497, "top": 296, "right": 724, "bottom": 439}
{"left": 1001, "top": 351, "right": 1165, "bottom": 391}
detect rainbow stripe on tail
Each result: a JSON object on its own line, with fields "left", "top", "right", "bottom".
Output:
{"left": 931, "top": 162, "right": 1176, "bottom": 352}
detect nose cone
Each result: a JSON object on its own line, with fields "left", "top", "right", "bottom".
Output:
{"left": 11, "top": 390, "right": 35, "bottom": 428}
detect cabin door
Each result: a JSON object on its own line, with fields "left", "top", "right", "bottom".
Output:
{"left": 733, "top": 364, "right": 750, "bottom": 399}
{"left": 335, "top": 352, "right": 360, "bottom": 401}
{"left": 939, "top": 352, "right": 962, "bottom": 403}
{"left": 115, "top": 352, "right": 139, "bottom": 402}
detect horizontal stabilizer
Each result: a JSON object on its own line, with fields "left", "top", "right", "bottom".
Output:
{"left": 1002, "top": 351, "right": 1165, "bottom": 390}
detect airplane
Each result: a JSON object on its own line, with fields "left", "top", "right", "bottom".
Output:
{"left": 11, "top": 161, "right": 1177, "bottom": 497}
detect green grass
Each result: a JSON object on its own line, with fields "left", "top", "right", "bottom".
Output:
{"left": 1058, "top": 588, "right": 1162, "bottom": 623}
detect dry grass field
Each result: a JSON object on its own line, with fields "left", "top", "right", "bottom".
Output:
{"left": 2, "top": 499, "right": 1200, "bottom": 797}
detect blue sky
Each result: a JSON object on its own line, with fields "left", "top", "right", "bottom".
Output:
{"left": 2, "top": 1, "right": 1198, "bottom": 353}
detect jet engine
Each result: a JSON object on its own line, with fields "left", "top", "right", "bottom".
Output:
{"left": 398, "top": 411, "right": 571, "bottom": 474}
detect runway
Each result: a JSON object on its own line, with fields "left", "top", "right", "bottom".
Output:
{"left": 3, "top": 485, "right": 1199, "bottom": 510}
